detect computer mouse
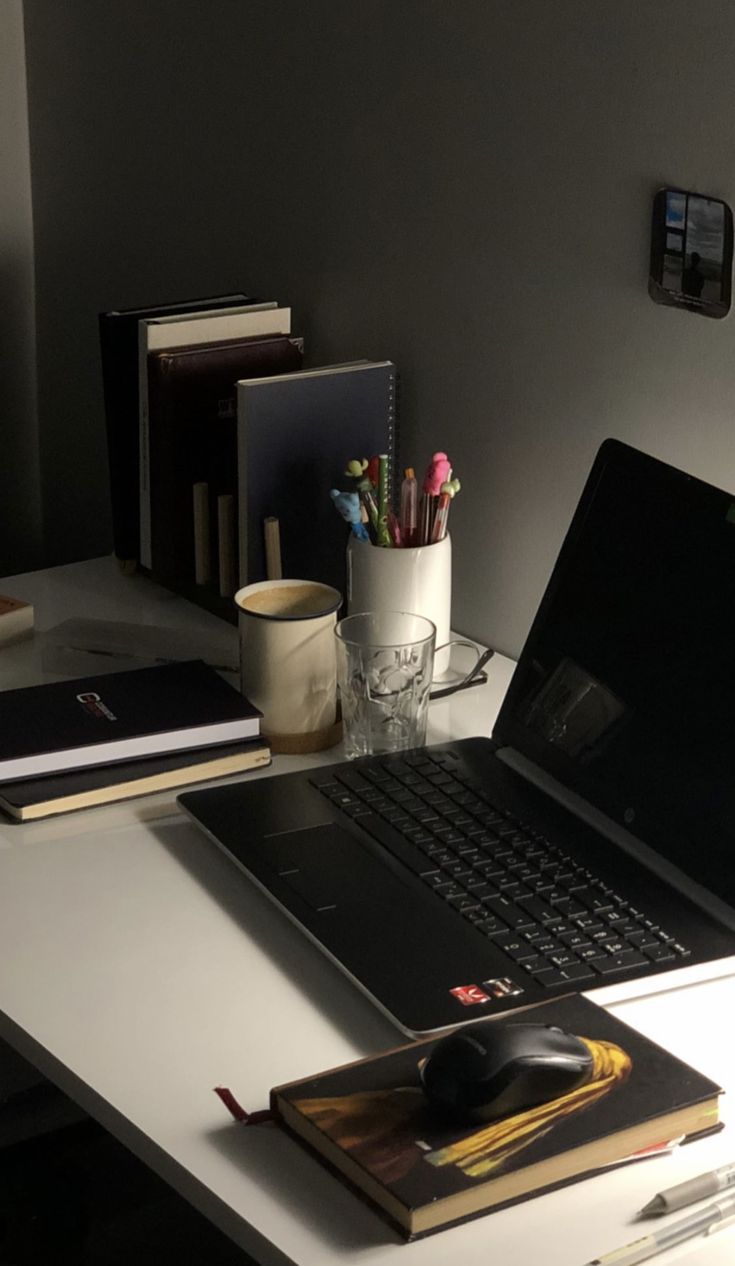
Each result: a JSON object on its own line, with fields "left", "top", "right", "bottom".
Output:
{"left": 420, "top": 1020, "right": 594, "bottom": 1124}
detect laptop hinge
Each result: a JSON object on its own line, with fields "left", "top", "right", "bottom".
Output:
{"left": 497, "top": 746, "right": 735, "bottom": 934}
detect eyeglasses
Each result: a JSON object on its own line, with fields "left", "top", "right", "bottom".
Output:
{"left": 429, "top": 642, "right": 495, "bottom": 701}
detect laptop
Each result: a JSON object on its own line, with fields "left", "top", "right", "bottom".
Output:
{"left": 179, "top": 439, "right": 735, "bottom": 1035}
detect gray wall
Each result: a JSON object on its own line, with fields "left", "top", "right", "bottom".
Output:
{"left": 1, "top": 0, "right": 42, "bottom": 577}
{"left": 21, "top": 1, "right": 735, "bottom": 654}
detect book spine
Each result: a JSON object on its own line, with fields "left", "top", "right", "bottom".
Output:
{"left": 217, "top": 494, "right": 238, "bottom": 597}
{"left": 99, "top": 314, "right": 140, "bottom": 566}
{"left": 263, "top": 517, "right": 282, "bottom": 580}
{"left": 193, "top": 483, "right": 211, "bottom": 584}
{"left": 138, "top": 321, "right": 153, "bottom": 569}
{"left": 236, "top": 385, "right": 249, "bottom": 587}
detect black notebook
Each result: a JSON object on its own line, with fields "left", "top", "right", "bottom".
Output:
{"left": 0, "top": 737, "right": 271, "bottom": 822}
{"left": 0, "top": 660, "right": 261, "bottom": 782}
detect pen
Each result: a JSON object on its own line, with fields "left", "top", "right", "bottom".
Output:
{"left": 430, "top": 492, "right": 451, "bottom": 543}
{"left": 387, "top": 508, "right": 402, "bottom": 547}
{"left": 421, "top": 452, "right": 451, "bottom": 545}
{"left": 639, "top": 1160, "right": 735, "bottom": 1215}
{"left": 376, "top": 454, "right": 392, "bottom": 547}
{"left": 359, "top": 487, "right": 379, "bottom": 542}
{"left": 584, "top": 1193, "right": 735, "bottom": 1266}
{"left": 431, "top": 477, "right": 461, "bottom": 543}
{"left": 418, "top": 492, "right": 432, "bottom": 545}
{"left": 399, "top": 467, "right": 418, "bottom": 547}
{"left": 329, "top": 489, "right": 370, "bottom": 542}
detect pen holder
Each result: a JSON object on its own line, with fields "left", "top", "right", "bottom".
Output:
{"left": 346, "top": 534, "right": 452, "bottom": 677}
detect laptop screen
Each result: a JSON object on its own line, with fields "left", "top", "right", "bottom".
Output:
{"left": 495, "top": 438, "right": 735, "bottom": 906}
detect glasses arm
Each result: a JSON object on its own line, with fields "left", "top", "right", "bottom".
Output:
{"left": 429, "top": 644, "right": 495, "bottom": 700}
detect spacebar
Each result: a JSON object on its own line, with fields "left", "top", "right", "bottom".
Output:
{"left": 354, "top": 813, "right": 434, "bottom": 877}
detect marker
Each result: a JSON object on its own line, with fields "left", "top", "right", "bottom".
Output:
{"left": 584, "top": 1193, "right": 735, "bottom": 1266}
{"left": 639, "top": 1160, "right": 735, "bottom": 1215}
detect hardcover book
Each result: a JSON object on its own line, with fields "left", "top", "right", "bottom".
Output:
{"left": 147, "top": 334, "right": 304, "bottom": 621}
{"left": 0, "top": 737, "right": 270, "bottom": 821}
{"left": 98, "top": 293, "right": 253, "bottom": 567}
{"left": 236, "top": 361, "right": 398, "bottom": 599}
{"left": 270, "top": 994, "right": 722, "bottom": 1240}
{"left": 138, "top": 304, "right": 289, "bottom": 569}
{"left": 0, "top": 660, "right": 261, "bottom": 782}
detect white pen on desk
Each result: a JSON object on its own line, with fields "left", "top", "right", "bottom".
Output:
{"left": 584, "top": 1192, "right": 735, "bottom": 1266}
{"left": 640, "top": 1159, "right": 735, "bottom": 1215}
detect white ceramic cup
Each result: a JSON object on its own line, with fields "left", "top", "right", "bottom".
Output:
{"left": 346, "top": 534, "right": 452, "bottom": 676}
{"left": 234, "top": 579, "right": 342, "bottom": 753}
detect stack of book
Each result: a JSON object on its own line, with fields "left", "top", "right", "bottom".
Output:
{"left": 0, "top": 660, "right": 270, "bottom": 822}
{"left": 99, "top": 293, "right": 301, "bottom": 620}
{"left": 99, "top": 292, "right": 400, "bottom": 616}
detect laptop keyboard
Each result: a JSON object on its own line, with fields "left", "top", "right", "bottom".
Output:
{"left": 310, "top": 750, "right": 691, "bottom": 989}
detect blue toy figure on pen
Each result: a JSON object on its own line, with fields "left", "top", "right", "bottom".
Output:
{"left": 330, "top": 489, "right": 370, "bottom": 542}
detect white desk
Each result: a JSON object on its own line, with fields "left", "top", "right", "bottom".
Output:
{"left": 1, "top": 557, "right": 734, "bottom": 1266}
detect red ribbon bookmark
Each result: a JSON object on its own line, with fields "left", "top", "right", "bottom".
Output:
{"left": 214, "top": 1086, "right": 273, "bottom": 1125}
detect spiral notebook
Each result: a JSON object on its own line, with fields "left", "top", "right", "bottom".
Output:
{"left": 236, "top": 361, "right": 398, "bottom": 599}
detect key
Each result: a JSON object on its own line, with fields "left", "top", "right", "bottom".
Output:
{"left": 593, "top": 950, "right": 648, "bottom": 974}
{"left": 493, "top": 933, "right": 536, "bottom": 961}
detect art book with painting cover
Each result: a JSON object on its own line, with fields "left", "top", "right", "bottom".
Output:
{"left": 270, "top": 994, "right": 722, "bottom": 1240}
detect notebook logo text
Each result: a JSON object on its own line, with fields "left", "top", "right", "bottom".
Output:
{"left": 76, "top": 691, "right": 117, "bottom": 722}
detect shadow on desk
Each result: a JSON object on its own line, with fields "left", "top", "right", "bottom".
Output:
{"left": 0, "top": 1116, "right": 254, "bottom": 1265}
{"left": 205, "top": 1118, "right": 398, "bottom": 1251}
{"left": 153, "top": 817, "right": 400, "bottom": 1055}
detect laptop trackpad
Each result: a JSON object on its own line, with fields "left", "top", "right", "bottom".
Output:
{"left": 264, "top": 823, "right": 391, "bottom": 912}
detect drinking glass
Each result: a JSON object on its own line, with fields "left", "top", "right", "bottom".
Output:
{"left": 335, "top": 611, "right": 436, "bottom": 759}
